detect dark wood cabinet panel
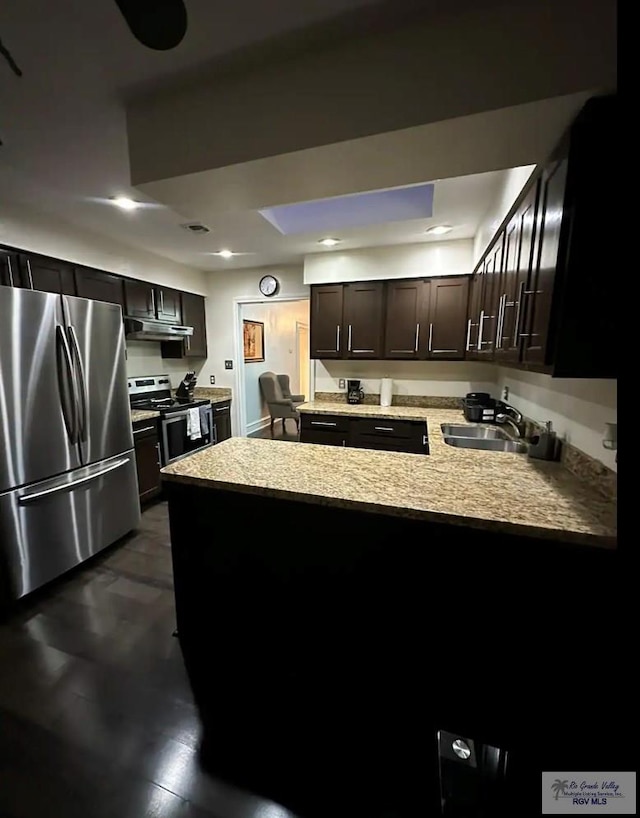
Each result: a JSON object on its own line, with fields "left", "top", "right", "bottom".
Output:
{"left": 213, "top": 401, "right": 232, "bottom": 443}
{"left": 75, "top": 266, "right": 125, "bottom": 309}
{"left": 124, "top": 280, "right": 155, "bottom": 319}
{"left": 183, "top": 292, "right": 207, "bottom": 357}
{"left": 133, "top": 420, "right": 161, "bottom": 504}
{"left": 426, "top": 277, "right": 469, "bottom": 359}
{"left": 384, "top": 279, "right": 426, "bottom": 358}
{"left": 0, "top": 249, "right": 20, "bottom": 288}
{"left": 156, "top": 287, "right": 182, "bottom": 323}
{"left": 343, "top": 281, "right": 384, "bottom": 358}
{"left": 521, "top": 159, "right": 568, "bottom": 367}
{"left": 310, "top": 286, "right": 344, "bottom": 359}
{"left": 476, "top": 235, "right": 504, "bottom": 360}
{"left": 300, "top": 413, "right": 428, "bottom": 454}
{"left": 17, "top": 254, "right": 76, "bottom": 295}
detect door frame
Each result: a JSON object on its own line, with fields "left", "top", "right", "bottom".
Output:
{"left": 295, "top": 320, "right": 310, "bottom": 401}
{"left": 233, "top": 294, "right": 311, "bottom": 438}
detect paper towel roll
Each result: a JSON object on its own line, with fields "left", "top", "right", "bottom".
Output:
{"left": 380, "top": 378, "right": 393, "bottom": 407}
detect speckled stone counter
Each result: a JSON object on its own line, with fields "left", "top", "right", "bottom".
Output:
{"left": 193, "top": 387, "right": 232, "bottom": 405}
{"left": 298, "top": 401, "right": 431, "bottom": 422}
{"left": 130, "top": 409, "right": 160, "bottom": 423}
{"left": 162, "top": 408, "right": 616, "bottom": 548}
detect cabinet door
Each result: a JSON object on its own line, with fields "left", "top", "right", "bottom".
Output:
{"left": 75, "top": 266, "right": 125, "bottom": 309}
{"left": 476, "top": 234, "right": 504, "bottom": 359}
{"left": 465, "top": 274, "right": 483, "bottom": 359}
{"left": 18, "top": 254, "right": 76, "bottom": 295}
{"left": 343, "top": 281, "right": 384, "bottom": 358}
{"left": 522, "top": 159, "right": 568, "bottom": 366}
{"left": 493, "top": 214, "right": 519, "bottom": 361}
{"left": 124, "top": 280, "right": 156, "bottom": 319}
{"left": 384, "top": 279, "right": 427, "bottom": 358}
{"left": 156, "top": 287, "right": 182, "bottom": 323}
{"left": 0, "top": 249, "right": 20, "bottom": 287}
{"left": 133, "top": 423, "right": 162, "bottom": 503}
{"left": 183, "top": 292, "right": 207, "bottom": 357}
{"left": 310, "top": 285, "right": 344, "bottom": 359}
{"left": 426, "top": 277, "right": 469, "bottom": 359}
{"left": 213, "top": 401, "right": 232, "bottom": 443}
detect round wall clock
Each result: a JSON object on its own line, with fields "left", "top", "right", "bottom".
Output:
{"left": 259, "top": 274, "right": 279, "bottom": 297}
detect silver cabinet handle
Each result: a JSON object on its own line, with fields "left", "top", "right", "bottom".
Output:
{"left": 151, "top": 289, "right": 156, "bottom": 316}
{"left": 428, "top": 323, "right": 433, "bottom": 352}
{"left": 19, "top": 458, "right": 131, "bottom": 504}
{"left": 336, "top": 325, "right": 340, "bottom": 352}
{"left": 374, "top": 426, "right": 394, "bottom": 432}
{"left": 160, "top": 289, "right": 165, "bottom": 314}
{"left": 496, "top": 294, "right": 506, "bottom": 349}
{"left": 26, "top": 258, "right": 34, "bottom": 289}
{"left": 68, "top": 326, "right": 88, "bottom": 443}
{"left": 465, "top": 318, "right": 472, "bottom": 351}
{"left": 477, "top": 310, "right": 485, "bottom": 350}
{"left": 156, "top": 442, "right": 162, "bottom": 466}
{"left": 422, "top": 434, "right": 428, "bottom": 446}
{"left": 347, "top": 324, "right": 352, "bottom": 352}
{"left": 311, "top": 421, "right": 337, "bottom": 427}
{"left": 512, "top": 281, "right": 525, "bottom": 348}
{"left": 414, "top": 323, "right": 420, "bottom": 352}
{"left": 133, "top": 425, "right": 156, "bottom": 434}
{"left": 185, "top": 335, "right": 191, "bottom": 352}
{"left": 524, "top": 289, "right": 543, "bottom": 295}
{"left": 7, "top": 256, "right": 15, "bottom": 287}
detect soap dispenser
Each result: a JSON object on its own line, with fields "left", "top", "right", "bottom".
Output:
{"left": 527, "top": 421, "right": 559, "bottom": 461}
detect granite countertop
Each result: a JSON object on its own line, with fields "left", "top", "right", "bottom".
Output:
{"left": 161, "top": 408, "right": 617, "bottom": 548}
{"left": 130, "top": 409, "right": 160, "bottom": 423}
{"left": 298, "top": 401, "right": 430, "bottom": 422}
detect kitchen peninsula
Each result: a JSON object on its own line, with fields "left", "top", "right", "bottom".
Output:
{"left": 160, "top": 412, "right": 620, "bottom": 817}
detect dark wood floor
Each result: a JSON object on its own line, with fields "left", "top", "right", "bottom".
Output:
{"left": 247, "top": 420, "right": 299, "bottom": 442}
{"left": 0, "top": 502, "right": 300, "bottom": 818}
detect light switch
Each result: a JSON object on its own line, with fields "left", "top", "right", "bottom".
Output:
{"left": 225, "top": 360, "right": 233, "bottom": 370}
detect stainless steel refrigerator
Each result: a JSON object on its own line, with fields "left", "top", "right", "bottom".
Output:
{"left": 0, "top": 287, "right": 140, "bottom": 603}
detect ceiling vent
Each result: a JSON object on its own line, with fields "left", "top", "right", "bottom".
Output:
{"left": 181, "top": 222, "right": 210, "bottom": 234}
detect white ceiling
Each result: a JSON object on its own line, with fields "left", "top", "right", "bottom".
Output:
{"left": 0, "top": 1, "right": 594, "bottom": 273}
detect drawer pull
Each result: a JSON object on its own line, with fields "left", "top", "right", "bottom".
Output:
{"left": 311, "top": 421, "right": 337, "bottom": 427}
{"left": 134, "top": 425, "right": 156, "bottom": 434}
{"left": 374, "top": 426, "right": 394, "bottom": 432}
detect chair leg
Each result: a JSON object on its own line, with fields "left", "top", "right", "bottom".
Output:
{"left": 282, "top": 418, "right": 287, "bottom": 434}
{"left": 270, "top": 418, "right": 275, "bottom": 438}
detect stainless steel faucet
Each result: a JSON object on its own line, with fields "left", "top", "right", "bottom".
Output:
{"left": 495, "top": 403, "right": 525, "bottom": 438}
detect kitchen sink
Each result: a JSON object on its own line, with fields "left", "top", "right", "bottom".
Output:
{"left": 443, "top": 436, "right": 528, "bottom": 453}
{"left": 441, "top": 424, "right": 510, "bottom": 440}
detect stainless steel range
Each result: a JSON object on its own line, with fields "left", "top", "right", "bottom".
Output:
{"left": 128, "top": 374, "right": 214, "bottom": 465}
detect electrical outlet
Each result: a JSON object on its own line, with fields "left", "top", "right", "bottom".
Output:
{"left": 225, "top": 360, "right": 233, "bottom": 370}
{"left": 338, "top": 379, "right": 346, "bottom": 389}
{"left": 210, "top": 375, "right": 215, "bottom": 385}
{"left": 502, "top": 386, "right": 509, "bottom": 401}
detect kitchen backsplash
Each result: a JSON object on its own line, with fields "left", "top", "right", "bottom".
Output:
{"left": 125, "top": 341, "right": 205, "bottom": 386}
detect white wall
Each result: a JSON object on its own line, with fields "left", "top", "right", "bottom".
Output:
{"left": 125, "top": 341, "right": 205, "bottom": 387}
{"left": 473, "top": 165, "right": 536, "bottom": 263}
{"left": 315, "top": 360, "right": 496, "bottom": 399}
{"left": 0, "top": 201, "right": 208, "bottom": 295}
{"left": 242, "top": 300, "right": 310, "bottom": 432}
{"left": 304, "top": 240, "right": 472, "bottom": 284}
{"left": 496, "top": 369, "right": 617, "bottom": 472}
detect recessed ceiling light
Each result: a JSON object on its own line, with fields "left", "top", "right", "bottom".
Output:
{"left": 111, "top": 196, "right": 140, "bottom": 211}
{"left": 318, "top": 238, "right": 341, "bottom": 247}
{"left": 425, "top": 225, "right": 453, "bottom": 236}
{"left": 215, "top": 249, "right": 235, "bottom": 259}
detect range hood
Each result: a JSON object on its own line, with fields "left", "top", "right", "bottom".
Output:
{"left": 124, "top": 317, "right": 194, "bottom": 342}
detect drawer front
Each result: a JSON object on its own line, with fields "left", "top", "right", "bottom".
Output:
{"left": 351, "top": 436, "right": 429, "bottom": 455}
{"left": 300, "top": 414, "right": 350, "bottom": 434}
{"left": 132, "top": 419, "right": 159, "bottom": 440}
{"left": 355, "top": 418, "right": 424, "bottom": 440}
{"left": 300, "top": 430, "right": 347, "bottom": 447}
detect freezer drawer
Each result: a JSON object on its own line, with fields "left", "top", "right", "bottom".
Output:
{"left": 0, "top": 451, "right": 140, "bottom": 603}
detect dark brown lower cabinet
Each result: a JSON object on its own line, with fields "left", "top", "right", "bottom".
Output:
{"left": 213, "top": 401, "right": 232, "bottom": 443}
{"left": 300, "top": 414, "right": 429, "bottom": 454}
{"left": 132, "top": 419, "right": 162, "bottom": 504}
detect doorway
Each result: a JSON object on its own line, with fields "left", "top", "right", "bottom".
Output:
{"left": 296, "top": 322, "right": 310, "bottom": 402}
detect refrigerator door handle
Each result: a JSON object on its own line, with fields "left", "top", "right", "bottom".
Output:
{"left": 18, "top": 457, "right": 132, "bottom": 505}
{"left": 55, "top": 326, "right": 79, "bottom": 444}
{"left": 68, "top": 326, "right": 88, "bottom": 442}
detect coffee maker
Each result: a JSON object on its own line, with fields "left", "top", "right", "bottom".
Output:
{"left": 347, "top": 379, "right": 365, "bottom": 405}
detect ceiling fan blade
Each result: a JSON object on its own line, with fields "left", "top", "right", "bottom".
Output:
{"left": 113, "top": 0, "right": 187, "bottom": 51}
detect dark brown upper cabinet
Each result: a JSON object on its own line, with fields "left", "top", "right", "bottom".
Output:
{"left": 343, "top": 281, "right": 385, "bottom": 359}
{"left": 426, "top": 277, "right": 469, "bottom": 359}
{"left": 125, "top": 280, "right": 183, "bottom": 324}
{"left": 0, "top": 248, "right": 20, "bottom": 288}
{"left": 14, "top": 253, "right": 76, "bottom": 296}
{"left": 465, "top": 273, "right": 483, "bottom": 360}
{"left": 476, "top": 234, "right": 504, "bottom": 360}
{"left": 75, "top": 266, "right": 125, "bottom": 309}
{"left": 162, "top": 292, "right": 208, "bottom": 359}
{"left": 310, "top": 285, "right": 344, "bottom": 358}
{"left": 384, "top": 279, "right": 425, "bottom": 359}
